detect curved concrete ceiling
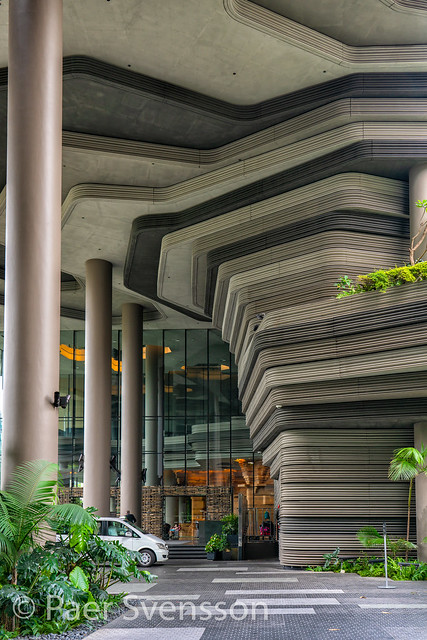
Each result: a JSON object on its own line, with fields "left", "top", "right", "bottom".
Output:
{"left": 0, "top": 1, "right": 427, "bottom": 329}
{"left": 251, "top": 0, "right": 427, "bottom": 44}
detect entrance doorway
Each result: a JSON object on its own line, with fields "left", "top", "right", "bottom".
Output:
{"left": 163, "top": 495, "right": 206, "bottom": 541}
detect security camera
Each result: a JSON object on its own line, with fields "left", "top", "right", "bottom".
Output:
{"left": 59, "top": 394, "right": 71, "bottom": 409}
{"left": 53, "top": 392, "right": 71, "bottom": 409}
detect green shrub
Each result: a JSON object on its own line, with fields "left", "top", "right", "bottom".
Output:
{"left": 335, "top": 261, "right": 427, "bottom": 298}
{"left": 205, "top": 534, "right": 227, "bottom": 553}
{"left": 307, "top": 556, "right": 427, "bottom": 580}
{"left": 220, "top": 514, "right": 238, "bottom": 536}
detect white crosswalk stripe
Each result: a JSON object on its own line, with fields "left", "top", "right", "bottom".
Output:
{"left": 225, "top": 589, "right": 344, "bottom": 595}
{"left": 234, "top": 597, "right": 340, "bottom": 605}
{"left": 212, "top": 577, "right": 298, "bottom": 583}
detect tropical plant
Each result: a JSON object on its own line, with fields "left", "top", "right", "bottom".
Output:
{"left": 388, "top": 446, "right": 427, "bottom": 559}
{"left": 0, "top": 460, "right": 155, "bottom": 636}
{"left": 220, "top": 514, "right": 238, "bottom": 536}
{"left": 0, "top": 460, "right": 95, "bottom": 584}
{"left": 205, "top": 533, "right": 227, "bottom": 553}
{"left": 322, "top": 547, "right": 340, "bottom": 569}
{"left": 356, "top": 526, "right": 416, "bottom": 560}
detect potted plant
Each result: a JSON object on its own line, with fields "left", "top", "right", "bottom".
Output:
{"left": 220, "top": 513, "right": 238, "bottom": 547}
{"left": 205, "top": 533, "right": 227, "bottom": 560}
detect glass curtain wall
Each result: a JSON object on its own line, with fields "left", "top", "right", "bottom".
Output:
{"left": 0, "top": 328, "right": 274, "bottom": 534}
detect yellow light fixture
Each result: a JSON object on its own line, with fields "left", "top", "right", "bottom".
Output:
{"left": 60, "top": 344, "right": 85, "bottom": 362}
{"left": 60, "top": 344, "right": 171, "bottom": 371}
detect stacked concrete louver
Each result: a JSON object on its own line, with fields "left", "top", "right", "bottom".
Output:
{"left": 4, "top": 3, "right": 427, "bottom": 567}
{"left": 131, "top": 76, "right": 427, "bottom": 566}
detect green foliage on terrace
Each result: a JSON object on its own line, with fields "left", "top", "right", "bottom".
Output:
{"left": 335, "top": 261, "right": 427, "bottom": 299}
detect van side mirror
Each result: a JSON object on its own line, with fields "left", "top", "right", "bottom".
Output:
{"left": 124, "top": 531, "right": 133, "bottom": 537}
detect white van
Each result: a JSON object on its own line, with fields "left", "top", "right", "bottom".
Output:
{"left": 97, "top": 517, "right": 168, "bottom": 567}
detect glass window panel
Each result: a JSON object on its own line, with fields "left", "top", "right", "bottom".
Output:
{"left": 186, "top": 415, "right": 207, "bottom": 486}
{"left": 111, "top": 330, "right": 121, "bottom": 466}
{"left": 59, "top": 330, "right": 74, "bottom": 437}
{"left": 142, "top": 330, "right": 164, "bottom": 486}
{"left": 232, "top": 452, "right": 254, "bottom": 520}
{"left": 186, "top": 330, "right": 208, "bottom": 417}
{"left": 163, "top": 417, "right": 186, "bottom": 486}
{"left": 253, "top": 452, "right": 275, "bottom": 536}
{"left": 208, "top": 417, "right": 231, "bottom": 486}
{"left": 208, "top": 331, "right": 232, "bottom": 418}
{"left": 73, "top": 420, "right": 84, "bottom": 487}
{"left": 74, "top": 330, "right": 85, "bottom": 424}
{"left": 163, "top": 329, "right": 185, "bottom": 420}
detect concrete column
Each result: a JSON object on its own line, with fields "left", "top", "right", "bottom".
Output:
{"left": 145, "top": 345, "right": 162, "bottom": 486}
{"left": 165, "top": 496, "right": 179, "bottom": 528}
{"left": 121, "top": 303, "right": 143, "bottom": 523}
{"left": 83, "top": 260, "right": 112, "bottom": 514}
{"left": 414, "top": 422, "right": 427, "bottom": 562}
{"left": 163, "top": 468, "right": 176, "bottom": 487}
{"left": 409, "top": 164, "right": 427, "bottom": 263}
{"left": 1, "top": 1, "right": 62, "bottom": 488}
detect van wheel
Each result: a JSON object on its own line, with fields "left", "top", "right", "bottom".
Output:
{"left": 139, "top": 549, "right": 155, "bottom": 567}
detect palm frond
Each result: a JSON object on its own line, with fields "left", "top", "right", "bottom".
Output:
{"left": 5, "top": 460, "right": 58, "bottom": 506}
{"left": 394, "top": 538, "right": 417, "bottom": 550}
{"left": 388, "top": 457, "right": 419, "bottom": 481}
{"left": 392, "top": 447, "right": 424, "bottom": 465}
{"left": 357, "top": 526, "right": 383, "bottom": 547}
{"left": 49, "top": 503, "right": 97, "bottom": 530}
{"left": 0, "top": 532, "right": 16, "bottom": 561}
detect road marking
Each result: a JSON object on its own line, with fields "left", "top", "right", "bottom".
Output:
{"left": 183, "top": 606, "right": 316, "bottom": 616}
{"left": 107, "top": 583, "right": 155, "bottom": 594}
{"left": 85, "top": 628, "right": 206, "bottom": 639}
{"left": 234, "top": 597, "right": 340, "bottom": 605}
{"left": 212, "top": 577, "right": 298, "bottom": 583}
{"left": 235, "top": 571, "right": 296, "bottom": 575}
{"left": 359, "top": 604, "right": 427, "bottom": 609}
{"left": 177, "top": 567, "right": 248, "bottom": 572}
{"left": 128, "top": 595, "right": 201, "bottom": 600}
{"left": 225, "top": 589, "right": 344, "bottom": 595}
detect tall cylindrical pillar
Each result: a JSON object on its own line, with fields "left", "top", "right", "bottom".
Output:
{"left": 145, "top": 345, "right": 162, "bottom": 486}
{"left": 165, "top": 496, "right": 179, "bottom": 529}
{"left": 121, "top": 303, "right": 143, "bottom": 522}
{"left": 1, "top": 0, "right": 62, "bottom": 488}
{"left": 414, "top": 422, "right": 427, "bottom": 562}
{"left": 83, "top": 260, "right": 112, "bottom": 514}
{"left": 409, "top": 164, "right": 427, "bottom": 263}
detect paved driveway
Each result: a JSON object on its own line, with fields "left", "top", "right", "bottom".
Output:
{"left": 87, "top": 559, "right": 427, "bottom": 640}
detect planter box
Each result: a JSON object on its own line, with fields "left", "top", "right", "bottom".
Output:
{"left": 206, "top": 551, "right": 222, "bottom": 561}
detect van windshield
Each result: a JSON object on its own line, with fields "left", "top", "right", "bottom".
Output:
{"left": 129, "top": 523, "right": 148, "bottom": 535}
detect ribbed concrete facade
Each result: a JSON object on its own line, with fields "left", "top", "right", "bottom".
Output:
{"left": 1, "top": 1, "right": 427, "bottom": 565}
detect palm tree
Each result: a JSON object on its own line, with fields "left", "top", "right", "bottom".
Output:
{"left": 0, "top": 459, "right": 95, "bottom": 583}
{"left": 388, "top": 445, "right": 427, "bottom": 560}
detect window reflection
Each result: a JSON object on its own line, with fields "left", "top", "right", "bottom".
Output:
{"left": 43, "top": 328, "right": 274, "bottom": 537}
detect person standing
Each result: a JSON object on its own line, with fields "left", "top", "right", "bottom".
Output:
{"left": 124, "top": 509, "right": 136, "bottom": 524}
